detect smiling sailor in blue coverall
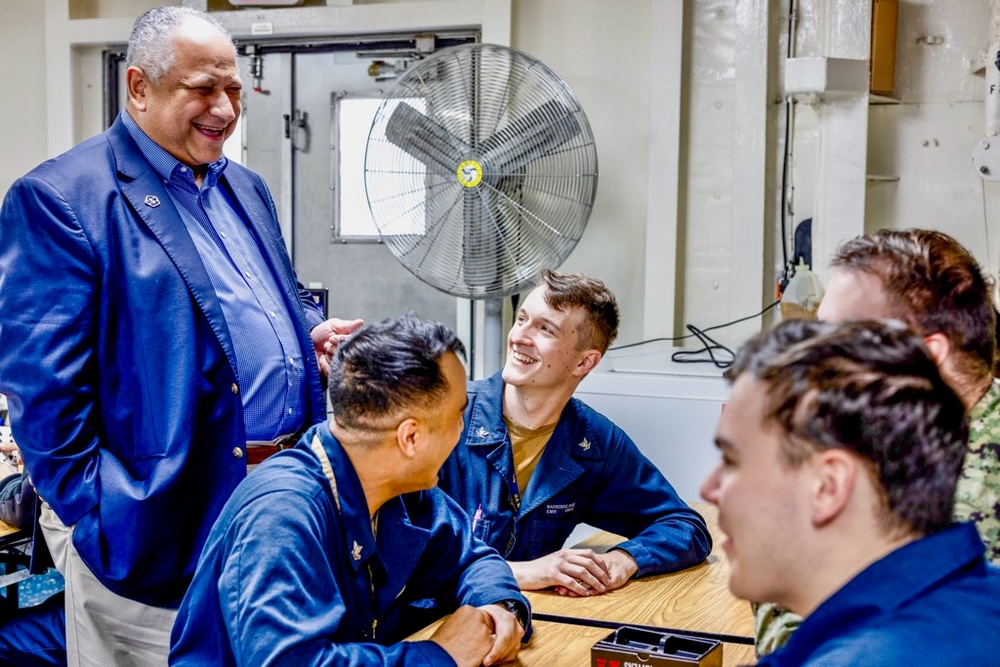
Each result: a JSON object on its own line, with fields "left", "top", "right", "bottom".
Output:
{"left": 170, "top": 316, "right": 530, "bottom": 666}
{"left": 438, "top": 270, "right": 712, "bottom": 597}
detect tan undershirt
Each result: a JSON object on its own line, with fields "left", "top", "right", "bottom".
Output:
{"left": 504, "top": 416, "right": 558, "bottom": 500}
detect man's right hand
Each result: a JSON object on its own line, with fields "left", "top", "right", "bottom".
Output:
{"left": 428, "top": 605, "right": 495, "bottom": 667}
{"left": 310, "top": 317, "right": 364, "bottom": 376}
{"left": 509, "top": 548, "right": 612, "bottom": 595}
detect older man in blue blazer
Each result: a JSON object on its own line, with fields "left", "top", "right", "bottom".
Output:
{"left": 0, "top": 7, "right": 360, "bottom": 664}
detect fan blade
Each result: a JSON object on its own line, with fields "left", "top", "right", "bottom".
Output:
{"left": 385, "top": 102, "right": 470, "bottom": 176}
{"left": 463, "top": 188, "right": 500, "bottom": 289}
{"left": 478, "top": 100, "right": 581, "bottom": 176}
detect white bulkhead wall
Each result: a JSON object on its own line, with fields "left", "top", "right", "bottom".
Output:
{"left": 682, "top": 0, "right": 998, "bottom": 347}
{"left": 865, "top": 0, "right": 998, "bottom": 282}
{"left": 6, "top": 0, "right": 998, "bottom": 352}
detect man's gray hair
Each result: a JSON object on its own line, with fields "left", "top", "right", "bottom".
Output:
{"left": 126, "top": 6, "right": 235, "bottom": 85}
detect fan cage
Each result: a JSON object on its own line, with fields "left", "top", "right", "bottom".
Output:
{"left": 364, "top": 43, "right": 598, "bottom": 299}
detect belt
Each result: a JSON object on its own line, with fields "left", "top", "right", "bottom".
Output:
{"left": 246, "top": 431, "right": 302, "bottom": 465}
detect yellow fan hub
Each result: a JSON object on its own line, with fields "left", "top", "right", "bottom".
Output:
{"left": 456, "top": 160, "right": 483, "bottom": 188}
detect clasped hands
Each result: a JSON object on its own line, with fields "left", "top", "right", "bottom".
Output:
{"left": 429, "top": 603, "right": 524, "bottom": 666}
{"left": 510, "top": 548, "right": 638, "bottom": 597}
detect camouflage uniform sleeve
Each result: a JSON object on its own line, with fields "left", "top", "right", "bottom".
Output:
{"left": 953, "top": 380, "right": 1000, "bottom": 564}
{"left": 753, "top": 601, "right": 802, "bottom": 656}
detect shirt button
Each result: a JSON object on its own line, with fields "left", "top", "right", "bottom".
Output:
{"left": 270, "top": 311, "right": 277, "bottom": 318}
{"left": 220, "top": 232, "right": 227, "bottom": 239}
{"left": 232, "top": 447, "right": 244, "bottom": 459}
{"left": 287, "top": 408, "right": 294, "bottom": 415}
{"left": 231, "top": 383, "right": 239, "bottom": 394}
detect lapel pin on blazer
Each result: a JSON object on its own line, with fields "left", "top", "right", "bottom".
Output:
{"left": 144, "top": 195, "right": 161, "bottom": 208}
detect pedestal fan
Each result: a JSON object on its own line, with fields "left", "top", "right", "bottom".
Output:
{"left": 364, "top": 43, "right": 598, "bottom": 375}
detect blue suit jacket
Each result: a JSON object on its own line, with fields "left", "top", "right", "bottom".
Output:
{"left": 0, "top": 116, "right": 326, "bottom": 607}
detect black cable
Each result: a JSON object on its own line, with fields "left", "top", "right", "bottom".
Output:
{"left": 609, "top": 336, "right": 688, "bottom": 352}
{"left": 671, "top": 325, "right": 736, "bottom": 369}
{"left": 608, "top": 300, "right": 780, "bottom": 352}
{"left": 531, "top": 612, "right": 755, "bottom": 647}
{"left": 695, "top": 299, "right": 780, "bottom": 335}
{"left": 778, "top": 0, "right": 798, "bottom": 291}
{"left": 779, "top": 95, "right": 792, "bottom": 276}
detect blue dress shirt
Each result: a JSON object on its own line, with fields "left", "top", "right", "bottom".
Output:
{"left": 122, "top": 112, "right": 307, "bottom": 440}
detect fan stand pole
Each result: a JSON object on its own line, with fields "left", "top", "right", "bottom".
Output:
{"left": 482, "top": 297, "right": 504, "bottom": 378}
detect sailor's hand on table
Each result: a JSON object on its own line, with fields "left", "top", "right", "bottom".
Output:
{"left": 551, "top": 549, "right": 638, "bottom": 597}
{"left": 509, "top": 548, "right": 609, "bottom": 595}
{"left": 428, "top": 605, "right": 495, "bottom": 667}
{"left": 479, "top": 603, "right": 525, "bottom": 665}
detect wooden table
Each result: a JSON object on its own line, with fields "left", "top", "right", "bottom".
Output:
{"left": 411, "top": 619, "right": 613, "bottom": 665}
{"left": 0, "top": 518, "right": 32, "bottom": 609}
{"left": 526, "top": 503, "right": 753, "bottom": 641}
{"left": 410, "top": 502, "right": 757, "bottom": 665}
{"left": 412, "top": 618, "right": 755, "bottom": 666}
{"left": 0, "top": 520, "right": 20, "bottom": 541}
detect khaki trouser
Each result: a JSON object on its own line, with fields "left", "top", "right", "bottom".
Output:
{"left": 39, "top": 504, "right": 177, "bottom": 667}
